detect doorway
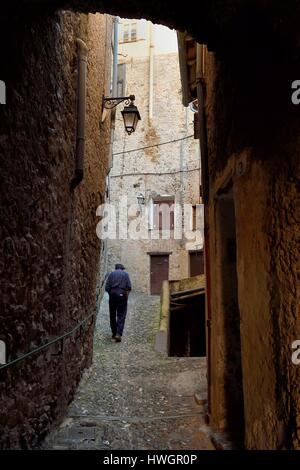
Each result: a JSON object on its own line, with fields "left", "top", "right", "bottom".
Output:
{"left": 149, "top": 254, "right": 169, "bottom": 295}
{"left": 169, "top": 291, "right": 206, "bottom": 357}
{"left": 189, "top": 250, "right": 205, "bottom": 276}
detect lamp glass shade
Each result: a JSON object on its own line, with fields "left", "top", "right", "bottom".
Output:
{"left": 121, "top": 104, "right": 141, "bottom": 135}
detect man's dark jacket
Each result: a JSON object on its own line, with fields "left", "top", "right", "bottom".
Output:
{"left": 105, "top": 267, "right": 132, "bottom": 296}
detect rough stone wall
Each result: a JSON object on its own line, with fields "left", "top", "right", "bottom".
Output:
{"left": 0, "top": 11, "right": 112, "bottom": 448}
{"left": 204, "top": 46, "right": 300, "bottom": 449}
{"left": 107, "top": 51, "right": 202, "bottom": 293}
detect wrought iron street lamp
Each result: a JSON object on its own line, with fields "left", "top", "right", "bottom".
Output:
{"left": 102, "top": 94, "right": 141, "bottom": 135}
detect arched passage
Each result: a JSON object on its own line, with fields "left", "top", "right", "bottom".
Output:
{"left": 3, "top": 0, "right": 300, "bottom": 55}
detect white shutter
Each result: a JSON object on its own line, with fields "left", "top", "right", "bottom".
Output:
{"left": 138, "top": 19, "right": 147, "bottom": 40}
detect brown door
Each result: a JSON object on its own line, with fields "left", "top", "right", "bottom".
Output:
{"left": 150, "top": 255, "right": 169, "bottom": 295}
{"left": 189, "top": 251, "right": 204, "bottom": 277}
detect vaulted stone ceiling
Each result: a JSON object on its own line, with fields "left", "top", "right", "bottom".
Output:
{"left": 4, "top": 0, "right": 300, "bottom": 56}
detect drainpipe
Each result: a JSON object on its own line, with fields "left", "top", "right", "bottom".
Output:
{"left": 108, "top": 17, "right": 119, "bottom": 174}
{"left": 196, "top": 44, "right": 209, "bottom": 204}
{"left": 70, "top": 38, "right": 88, "bottom": 190}
{"left": 110, "top": 16, "right": 119, "bottom": 127}
{"left": 179, "top": 107, "right": 188, "bottom": 248}
{"left": 149, "top": 23, "right": 154, "bottom": 120}
{"left": 112, "top": 18, "right": 119, "bottom": 98}
{"left": 196, "top": 43, "right": 212, "bottom": 418}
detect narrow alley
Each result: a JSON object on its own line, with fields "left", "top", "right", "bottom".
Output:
{"left": 43, "top": 293, "right": 213, "bottom": 450}
{"left": 1, "top": 0, "right": 300, "bottom": 456}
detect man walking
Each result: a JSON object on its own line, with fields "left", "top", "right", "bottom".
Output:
{"left": 105, "top": 264, "right": 132, "bottom": 342}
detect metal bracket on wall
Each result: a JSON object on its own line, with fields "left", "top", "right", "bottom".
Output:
{"left": 102, "top": 94, "right": 135, "bottom": 111}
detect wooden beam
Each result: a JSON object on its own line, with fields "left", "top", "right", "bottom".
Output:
{"left": 171, "top": 287, "right": 205, "bottom": 298}
{"left": 171, "top": 291, "right": 205, "bottom": 302}
{"left": 170, "top": 301, "right": 189, "bottom": 308}
{"left": 170, "top": 305, "right": 190, "bottom": 312}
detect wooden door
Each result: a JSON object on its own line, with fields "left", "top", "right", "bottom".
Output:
{"left": 189, "top": 251, "right": 204, "bottom": 277}
{"left": 150, "top": 255, "right": 169, "bottom": 295}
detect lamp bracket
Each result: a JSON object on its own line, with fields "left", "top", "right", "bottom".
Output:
{"left": 102, "top": 94, "right": 135, "bottom": 110}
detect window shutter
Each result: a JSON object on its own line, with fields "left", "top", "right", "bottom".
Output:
{"left": 170, "top": 205, "right": 175, "bottom": 230}
{"left": 131, "top": 23, "right": 137, "bottom": 41}
{"left": 117, "top": 63, "right": 126, "bottom": 97}
{"left": 123, "top": 24, "right": 129, "bottom": 42}
{"left": 152, "top": 199, "right": 175, "bottom": 230}
{"left": 153, "top": 203, "right": 159, "bottom": 229}
{"left": 138, "top": 20, "right": 147, "bottom": 40}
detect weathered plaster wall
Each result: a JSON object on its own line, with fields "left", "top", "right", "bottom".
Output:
{"left": 107, "top": 51, "right": 202, "bottom": 293}
{"left": 205, "top": 47, "right": 300, "bottom": 449}
{"left": 0, "top": 11, "right": 112, "bottom": 448}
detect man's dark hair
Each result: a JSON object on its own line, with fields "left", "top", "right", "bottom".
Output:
{"left": 115, "top": 263, "right": 125, "bottom": 270}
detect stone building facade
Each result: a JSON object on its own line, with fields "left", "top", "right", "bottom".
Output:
{"left": 0, "top": 11, "right": 113, "bottom": 448}
{"left": 106, "top": 19, "right": 203, "bottom": 294}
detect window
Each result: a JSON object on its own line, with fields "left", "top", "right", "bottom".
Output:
{"left": 122, "top": 24, "right": 129, "bottom": 42}
{"left": 152, "top": 199, "right": 175, "bottom": 231}
{"left": 192, "top": 205, "right": 197, "bottom": 231}
{"left": 121, "top": 22, "right": 138, "bottom": 42}
{"left": 131, "top": 23, "right": 137, "bottom": 41}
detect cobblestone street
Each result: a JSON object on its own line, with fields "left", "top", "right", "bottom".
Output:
{"left": 44, "top": 293, "right": 214, "bottom": 450}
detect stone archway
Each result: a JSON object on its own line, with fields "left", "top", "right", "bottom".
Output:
{"left": 4, "top": 0, "right": 300, "bottom": 56}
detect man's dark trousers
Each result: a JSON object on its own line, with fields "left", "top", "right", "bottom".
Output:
{"left": 109, "top": 291, "right": 128, "bottom": 337}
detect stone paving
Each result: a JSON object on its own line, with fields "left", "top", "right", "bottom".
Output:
{"left": 43, "top": 293, "right": 214, "bottom": 450}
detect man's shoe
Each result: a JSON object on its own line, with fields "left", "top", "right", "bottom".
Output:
{"left": 115, "top": 335, "right": 122, "bottom": 342}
